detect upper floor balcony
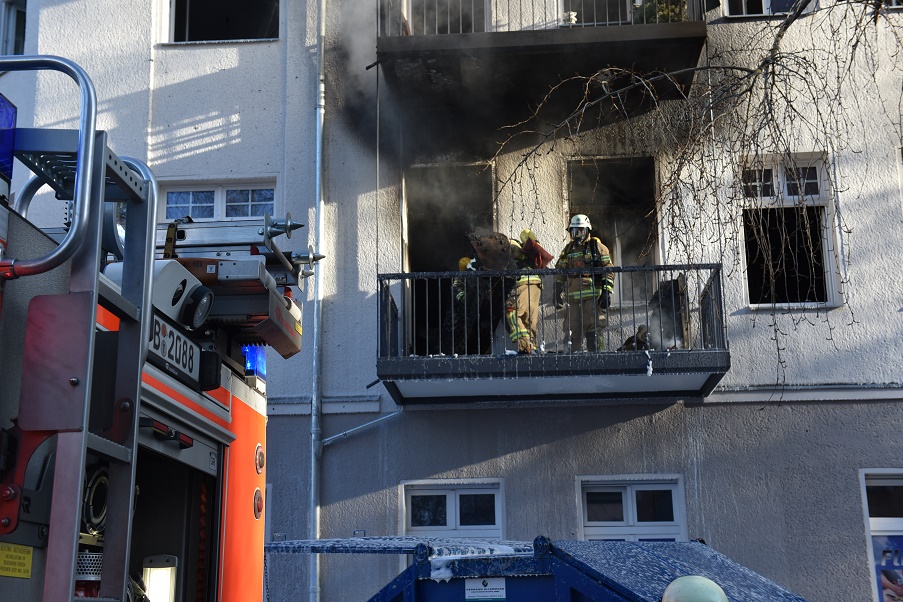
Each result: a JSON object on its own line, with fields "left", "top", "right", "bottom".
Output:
{"left": 376, "top": 264, "right": 730, "bottom": 405}
{"left": 376, "top": 0, "right": 709, "bottom": 128}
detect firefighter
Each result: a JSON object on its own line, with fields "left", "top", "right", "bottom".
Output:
{"left": 553, "top": 214, "right": 615, "bottom": 352}
{"left": 504, "top": 230, "right": 550, "bottom": 354}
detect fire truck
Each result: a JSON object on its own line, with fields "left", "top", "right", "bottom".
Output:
{"left": 0, "top": 56, "right": 318, "bottom": 601}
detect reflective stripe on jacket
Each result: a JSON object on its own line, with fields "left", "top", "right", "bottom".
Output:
{"left": 554, "top": 237, "right": 614, "bottom": 299}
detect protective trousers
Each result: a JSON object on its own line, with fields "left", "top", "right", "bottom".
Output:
{"left": 506, "top": 282, "right": 541, "bottom": 353}
{"left": 565, "top": 298, "right": 608, "bottom": 351}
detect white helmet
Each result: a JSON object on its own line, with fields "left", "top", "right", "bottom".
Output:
{"left": 568, "top": 214, "right": 592, "bottom": 230}
{"left": 661, "top": 576, "right": 728, "bottom": 602}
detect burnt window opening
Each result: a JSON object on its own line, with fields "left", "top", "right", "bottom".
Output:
{"left": 741, "top": 158, "right": 833, "bottom": 306}
{"left": 405, "top": 164, "right": 494, "bottom": 356}
{"left": 743, "top": 205, "right": 828, "bottom": 305}
{"left": 567, "top": 157, "right": 658, "bottom": 270}
{"left": 172, "top": 0, "right": 279, "bottom": 43}
{"left": 407, "top": 0, "right": 486, "bottom": 35}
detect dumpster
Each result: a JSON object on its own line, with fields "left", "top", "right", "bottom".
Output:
{"left": 265, "top": 536, "right": 809, "bottom": 601}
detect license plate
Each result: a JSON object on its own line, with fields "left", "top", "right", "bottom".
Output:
{"left": 149, "top": 313, "right": 201, "bottom": 384}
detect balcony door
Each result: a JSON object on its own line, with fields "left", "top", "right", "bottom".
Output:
{"left": 405, "top": 164, "right": 494, "bottom": 355}
{"left": 567, "top": 157, "right": 658, "bottom": 270}
{"left": 568, "top": 157, "right": 664, "bottom": 337}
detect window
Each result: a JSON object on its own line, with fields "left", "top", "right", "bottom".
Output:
{"left": 171, "top": 0, "right": 278, "bottom": 42}
{"left": 403, "top": 481, "right": 503, "bottom": 538}
{"left": 862, "top": 473, "right": 903, "bottom": 601}
{"left": 563, "top": 0, "right": 632, "bottom": 25}
{"left": 1, "top": 0, "right": 26, "bottom": 56}
{"left": 724, "top": 0, "right": 813, "bottom": 17}
{"left": 741, "top": 157, "right": 837, "bottom": 306}
{"left": 161, "top": 184, "right": 275, "bottom": 222}
{"left": 580, "top": 476, "right": 686, "bottom": 541}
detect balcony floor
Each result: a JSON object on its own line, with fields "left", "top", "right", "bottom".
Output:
{"left": 378, "top": 349, "right": 730, "bottom": 406}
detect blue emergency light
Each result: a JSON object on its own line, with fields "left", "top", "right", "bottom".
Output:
{"left": 242, "top": 344, "right": 267, "bottom": 379}
{"left": 0, "top": 92, "right": 16, "bottom": 185}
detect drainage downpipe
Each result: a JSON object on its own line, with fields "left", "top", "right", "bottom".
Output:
{"left": 309, "top": 0, "right": 327, "bottom": 599}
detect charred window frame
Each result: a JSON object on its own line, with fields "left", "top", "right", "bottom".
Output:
{"left": 171, "top": 0, "right": 279, "bottom": 43}
{"left": 741, "top": 158, "right": 838, "bottom": 307}
{"left": 579, "top": 475, "right": 687, "bottom": 542}
{"left": 1, "top": 0, "right": 26, "bottom": 56}
{"left": 160, "top": 183, "right": 276, "bottom": 222}
{"left": 402, "top": 481, "right": 503, "bottom": 538}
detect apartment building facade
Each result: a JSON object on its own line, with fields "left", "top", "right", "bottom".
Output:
{"left": 3, "top": 0, "right": 903, "bottom": 600}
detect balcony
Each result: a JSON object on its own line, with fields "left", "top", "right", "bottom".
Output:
{"left": 376, "top": 0, "right": 708, "bottom": 133}
{"left": 377, "top": 264, "right": 730, "bottom": 405}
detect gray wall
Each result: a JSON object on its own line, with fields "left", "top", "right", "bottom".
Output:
{"left": 266, "top": 399, "right": 895, "bottom": 601}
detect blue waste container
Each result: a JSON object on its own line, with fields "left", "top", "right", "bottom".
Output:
{"left": 266, "top": 535, "right": 809, "bottom": 601}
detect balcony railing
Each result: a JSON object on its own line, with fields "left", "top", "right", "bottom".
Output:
{"left": 378, "top": 264, "right": 726, "bottom": 359}
{"left": 379, "top": 0, "right": 701, "bottom": 37}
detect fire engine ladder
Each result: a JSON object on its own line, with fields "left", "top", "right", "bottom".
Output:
{"left": 0, "top": 56, "right": 157, "bottom": 601}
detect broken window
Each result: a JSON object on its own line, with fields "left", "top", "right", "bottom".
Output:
{"left": 171, "top": 0, "right": 279, "bottom": 43}
{"left": 741, "top": 158, "right": 835, "bottom": 306}
{"left": 1, "top": 0, "right": 26, "bottom": 55}
{"left": 407, "top": 0, "right": 486, "bottom": 35}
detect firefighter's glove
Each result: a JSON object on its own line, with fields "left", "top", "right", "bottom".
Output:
{"left": 598, "top": 290, "right": 611, "bottom": 309}
{"left": 456, "top": 290, "right": 465, "bottom": 302}
{"left": 553, "top": 281, "right": 564, "bottom": 309}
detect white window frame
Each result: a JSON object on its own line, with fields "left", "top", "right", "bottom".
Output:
{"left": 158, "top": 182, "right": 277, "bottom": 223}
{"left": 860, "top": 470, "right": 903, "bottom": 602}
{"left": 1, "top": 0, "right": 26, "bottom": 56}
{"left": 577, "top": 474, "right": 687, "bottom": 542}
{"left": 723, "top": 0, "right": 816, "bottom": 17}
{"left": 400, "top": 479, "right": 504, "bottom": 539}
{"left": 739, "top": 155, "right": 842, "bottom": 309}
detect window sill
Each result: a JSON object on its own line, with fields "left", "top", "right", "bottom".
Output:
{"left": 157, "top": 38, "right": 279, "bottom": 48}
{"left": 746, "top": 301, "right": 844, "bottom": 311}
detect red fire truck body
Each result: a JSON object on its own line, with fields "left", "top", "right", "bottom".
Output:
{"left": 0, "top": 56, "right": 313, "bottom": 602}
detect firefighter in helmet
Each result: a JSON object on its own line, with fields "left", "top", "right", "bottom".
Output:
{"left": 554, "top": 214, "right": 615, "bottom": 352}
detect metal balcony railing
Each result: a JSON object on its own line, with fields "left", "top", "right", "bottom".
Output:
{"left": 378, "top": 0, "right": 701, "bottom": 37}
{"left": 378, "top": 264, "right": 725, "bottom": 359}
